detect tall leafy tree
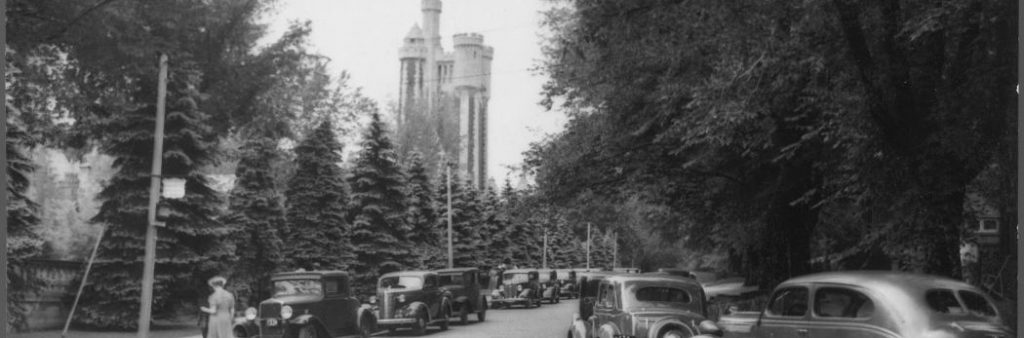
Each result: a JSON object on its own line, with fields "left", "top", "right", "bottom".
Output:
{"left": 77, "top": 77, "right": 225, "bottom": 329}
{"left": 284, "top": 121, "right": 354, "bottom": 271}
{"left": 227, "top": 137, "right": 285, "bottom": 307}
{"left": 348, "top": 112, "right": 413, "bottom": 294}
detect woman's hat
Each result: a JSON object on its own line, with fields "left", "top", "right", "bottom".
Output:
{"left": 207, "top": 276, "right": 227, "bottom": 287}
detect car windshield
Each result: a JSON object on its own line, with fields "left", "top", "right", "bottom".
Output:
{"left": 273, "top": 279, "right": 322, "bottom": 297}
{"left": 503, "top": 273, "right": 529, "bottom": 284}
{"left": 438, "top": 274, "right": 463, "bottom": 287}
{"left": 634, "top": 286, "right": 691, "bottom": 304}
{"left": 379, "top": 276, "right": 424, "bottom": 290}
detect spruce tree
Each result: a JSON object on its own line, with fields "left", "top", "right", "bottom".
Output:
{"left": 284, "top": 121, "right": 354, "bottom": 271}
{"left": 6, "top": 123, "right": 42, "bottom": 331}
{"left": 478, "top": 186, "right": 507, "bottom": 267}
{"left": 77, "top": 79, "right": 226, "bottom": 329}
{"left": 348, "top": 112, "right": 412, "bottom": 294}
{"left": 227, "top": 137, "right": 285, "bottom": 306}
{"left": 435, "top": 172, "right": 488, "bottom": 268}
{"left": 405, "top": 152, "right": 439, "bottom": 268}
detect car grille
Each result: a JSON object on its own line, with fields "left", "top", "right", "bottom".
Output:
{"left": 503, "top": 284, "right": 517, "bottom": 297}
{"left": 379, "top": 292, "right": 394, "bottom": 319}
{"left": 260, "top": 302, "right": 281, "bottom": 319}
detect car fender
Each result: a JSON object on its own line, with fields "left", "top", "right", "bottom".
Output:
{"left": 288, "top": 313, "right": 317, "bottom": 326}
{"left": 454, "top": 295, "right": 470, "bottom": 308}
{"left": 232, "top": 322, "right": 256, "bottom": 338}
{"left": 357, "top": 304, "right": 377, "bottom": 330}
{"left": 519, "top": 288, "right": 533, "bottom": 298}
{"left": 406, "top": 301, "right": 431, "bottom": 320}
{"left": 646, "top": 318, "right": 696, "bottom": 338}
{"left": 570, "top": 313, "right": 588, "bottom": 338}
{"left": 598, "top": 322, "right": 621, "bottom": 338}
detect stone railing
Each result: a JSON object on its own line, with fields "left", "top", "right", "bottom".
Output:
{"left": 18, "top": 259, "right": 83, "bottom": 331}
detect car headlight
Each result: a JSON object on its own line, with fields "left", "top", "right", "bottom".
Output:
{"left": 517, "top": 284, "right": 523, "bottom": 292}
{"left": 397, "top": 294, "right": 406, "bottom": 303}
{"left": 280, "top": 305, "right": 293, "bottom": 320}
{"left": 369, "top": 296, "right": 377, "bottom": 304}
{"left": 244, "top": 307, "right": 257, "bottom": 321}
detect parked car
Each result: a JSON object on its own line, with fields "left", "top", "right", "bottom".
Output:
{"left": 557, "top": 269, "right": 579, "bottom": 299}
{"left": 539, "top": 269, "right": 561, "bottom": 304}
{"left": 568, "top": 273, "right": 722, "bottom": 338}
{"left": 490, "top": 269, "right": 543, "bottom": 308}
{"left": 436, "top": 267, "right": 488, "bottom": 324}
{"left": 232, "top": 270, "right": 377, "bottom": 338}
{"left": 373, "top": 271, "right": 451, "bottom": 335}
{"left": 574, "top": 271, "right": 619, "bottom": 323}
{"left": 715, "top": 271, "right": 1014, "bottom": 338}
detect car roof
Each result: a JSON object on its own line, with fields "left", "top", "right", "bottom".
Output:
{"left": 380, "top": 270, "right": 436, "bottom": 278}
{"left": 435, "top": 268, "right": 478, "bottom": 274}
{"left": 605, "top": 274, "right": 704, "bottom": 287}
{"left": 271, "top": 270, "right": 348, "bottom": 281}
{"left": 504, "top": 269, "right": 537, "bottom": 273}
{"left": 780, "top": 270, "right": 971, "bottom": 290}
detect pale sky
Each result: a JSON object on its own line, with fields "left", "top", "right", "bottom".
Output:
{"left": 263, "top": 0, "right": 567, "bottom": 182}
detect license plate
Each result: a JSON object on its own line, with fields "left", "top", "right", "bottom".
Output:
{"left": 267, "top": 318, "right": 278, "bottom": 326}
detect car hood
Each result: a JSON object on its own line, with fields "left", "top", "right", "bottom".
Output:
{"left": 262, "top": 295, "right": 321, "bottom": 305}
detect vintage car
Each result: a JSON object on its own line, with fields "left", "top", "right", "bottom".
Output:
{"left": 373, "top": 271, "right": 451, "bottom": 335}
{"left": 569, "top": 274, "right": 722, "bottom": 338}
{"left": 436, "top": 267, "right": 488, "bottom": 324}
{"left": 490, "top": 269, "right": 543, "bottom": 308}
{"left": 232, "top": 270, "right": 377, "bottom": 338}
{"left": 574, "top": 271, "right": 619, "bottom": 323}
{"left": 714, "top": 271, "right": 1014, "bottom": 338}
{"left": 539, "top": 269, "right": 562, "bottom": 304}
{"left": 557, "top": 269, "right": 579, "bottom": 299}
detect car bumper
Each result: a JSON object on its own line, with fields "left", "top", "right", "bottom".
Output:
{"left": 491, "top": 297, "right": 530, "bottom": 305}
{"left": 377, "top": 318, "right": 419, "bottom": 326}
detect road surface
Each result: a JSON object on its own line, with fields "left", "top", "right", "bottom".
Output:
{"left": 382, "top": 299, "right": 576, "bottom": 338}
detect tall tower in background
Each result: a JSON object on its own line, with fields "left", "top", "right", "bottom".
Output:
{"left": 398, "top": 0, "right": 493, "bottom": 189}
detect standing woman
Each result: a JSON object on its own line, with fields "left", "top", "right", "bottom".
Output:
{"left": 200, "top": 276, "right": 235, "bottom": 338}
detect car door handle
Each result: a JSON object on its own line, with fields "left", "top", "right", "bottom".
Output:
{"left": 796, "top": 329, "right": 808, "bottom": 336}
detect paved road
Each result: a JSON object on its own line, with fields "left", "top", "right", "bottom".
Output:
{"left": 381, "top": 299, "right": 577, "bottom": 338}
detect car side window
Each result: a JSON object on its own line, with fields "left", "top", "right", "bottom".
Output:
{"left": 926, "top": 289, "right": 966, "bottom": 315}
{"left": 958, "top": 290, "right": 997, "bottom": 317}
{"left": 766, "top": 287, "right": 809, "bottom": 317}
{"left": 813, "top": 287, "right": 873, "bottom": 318}
{"left": 477, "top": 272, "right": 490, "bottom": 287}
{"left": 324, "top": 279, "right": 340, "bottom": 295}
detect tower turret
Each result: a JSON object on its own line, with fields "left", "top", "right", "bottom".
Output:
{"left": 398, "top": 24, "right": 427, "bottom": 122}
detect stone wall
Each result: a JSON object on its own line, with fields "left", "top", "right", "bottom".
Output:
{"left": 19, "top": 259, "right": 82, "bottom": 331}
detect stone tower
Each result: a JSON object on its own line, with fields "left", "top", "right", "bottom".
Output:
{"left": 398, "top": 0, "right": 493, "bottom": 189}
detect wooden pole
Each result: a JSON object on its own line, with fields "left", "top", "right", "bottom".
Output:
{"left": 447, "top": 165, "right": 453, "bottom": 269}
{"left": 1, "top": 0, "right": 9, "bottom": 333}
{"left": 1016, "top": 0, "right": 1023, "bottom": 329}
{"left": 586, "top": 223, "right": 591, "bottom": 270}
{"left": 543, "top": 231, "right": 548, "bottom": 269}
{"left": 62, "top": 226, "right": 106, "bottom": 338}
{"left": 139, "top": 53, "right": 168, "bottom": 338}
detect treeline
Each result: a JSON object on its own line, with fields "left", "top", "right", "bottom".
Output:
{"left": 4, "top": 0, "right": 607, "bottom": 331}
{"left": 532, "top": 0, "right": 1015, "bottom": 290}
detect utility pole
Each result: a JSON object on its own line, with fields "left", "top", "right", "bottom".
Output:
{"left": 1016, "top": 0, "right": 1023, "bottom": 324}
{"left": 447, "top": 164, "right": 453, "bottom": 269}
{"left": 612, "top": 232, "right": 617, "bottom": 270}
{"left": 542, "top": 231, "right": 548, "bottom": 269}
{"left": 139, "top": 53, "right": 168, "bottom": 338}
{"left": 586, "top": 223, "right": 591, "bottom": 270}
{"left": 1, "top": 0, "right": 9, "bottom": 332}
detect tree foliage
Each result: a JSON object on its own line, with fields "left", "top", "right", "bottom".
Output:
{"left": 284, "top": 121, "right": 354, "bottom": 271}
{"left": 227, "top": 137, "right": 285, "bottom": 307}
{"left": 347, "top": 112, "right": 413, "bottom": 294}
{"left": 533, "top": 0, "right": 1016, "bottom": 287}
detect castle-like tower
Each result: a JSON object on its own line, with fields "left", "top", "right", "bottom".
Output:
{"left": 399, "top": 0, "right": 493, "bottom": 189}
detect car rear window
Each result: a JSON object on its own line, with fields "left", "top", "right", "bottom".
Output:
{"left": 635, "top": 287, "right": 691, "bottom": 303}
{"left": 926, "top": 289, "right": 966, "bottom": 315}
{"left": 958, "top": 290, "right": 997, "bottom": 317}
{"left": 813, "top": 287, "right": 874, "bottom": 318}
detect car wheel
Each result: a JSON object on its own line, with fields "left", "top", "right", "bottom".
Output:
{"left": 413, "top": 313, "right": 428, "bottom": 336}
{"left": 297, "top": 325, "right": 319, "bottom": 338}
{"left": 459, "top": 304, "right": 469, "bottom": 325}
{"left": 233, "top": 326, "right": 248, "bottom": 338}
{"left": 477, "top": 303, "right": 486, "bottom": 322}
{"left": 660, "top": 329, "right": 686, "bottom": 338}
{"left": 555, "top": 294, "right": 561, "bottom": 303}
{"left": 358, "top": 317, "right": 373, "bottom": 338}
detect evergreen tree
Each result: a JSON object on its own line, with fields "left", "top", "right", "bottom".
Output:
{"left": 6, "top": 122, "right": 42, "bottom": 332}
{"left": 227, "top": 137, "right": 285, "bottom": 307}
{"left": 434, "top": 171, "right": 484, "bottom": 268}
{"left": 285, "top": 121, "right": 354, "bottom": 271}
{"left": 479, "top": 186, "right": 507, "bottom": 267}
{"left": 77, "top": 78, "right": 226, "bottom": 329}
{"left": 348, "top": 112, "right": 413, "bottom": 294}
{"left": 405, "top": 152, "right": 440, "bottom": 269}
